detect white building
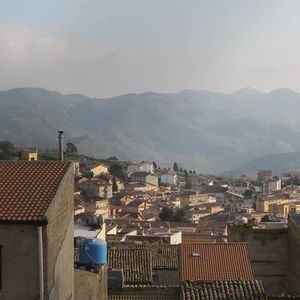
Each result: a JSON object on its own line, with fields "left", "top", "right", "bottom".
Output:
{"left": 141, "top": 160, "right": 154, "bottom": 173}
{"left": 263, "top": 178, "right": 281, "bottom": 194}
{"left": 160, "top": 169, "right": 177, "bottom": 185}
{"left": 127, "top": 163, "right": 142, "bottom": 174}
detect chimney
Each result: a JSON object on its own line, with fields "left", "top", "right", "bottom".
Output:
{"left": 58, "top": 131, "right": 64, "bottom": 161}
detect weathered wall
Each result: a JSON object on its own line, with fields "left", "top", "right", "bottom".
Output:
{"left": 45, "top": 167, "right": 74, "bottom": 300}
{"left": 153, "top": 270, "right": 179, "bottom": 285}
{"left": 288, "top": 216, "right": 300, "bottom": 295}
{"left": 0, "top": 224, "right": 39, "bottom": 300}
{"left": 228, "top": 225, "right": 288, "bottom": 296}
{"left": 74, "top": 266, "right": 107, "bottom": 300}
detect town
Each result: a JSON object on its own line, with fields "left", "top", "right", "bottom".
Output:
{"left": 1, "top": 136, "right": 300, "bottom": 299}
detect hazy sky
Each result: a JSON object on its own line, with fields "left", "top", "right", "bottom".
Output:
{"left": 1, "top": 0, "right": 300, "bottom": 97}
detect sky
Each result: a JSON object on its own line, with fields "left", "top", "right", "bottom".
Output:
{"left": 1, "top": 0, "right": 300, "bottom": 97}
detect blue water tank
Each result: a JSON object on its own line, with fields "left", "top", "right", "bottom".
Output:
{"left": 79, "top": 238, "right": 107, "bottom": 265}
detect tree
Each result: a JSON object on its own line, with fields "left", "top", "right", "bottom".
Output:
{"left": 179, "top": 167, "right": 183, "bottom": 172}
{"left": 173, "top": 162, "right": 179, "bottom": 172}
{"left": 108, "top": 156, "right": 118, "bottom": 160}
{"left": 185, "top": 171, "right": 192, "bottom": 189}
{"left": 109, "top": 162, "right": 127, "bottom": 180}
{"left": 159, "top": 207, "right": 174, "bottom": 221}
{"left": 173, "top": 208, "right": 188, "bottom": 222}
{"left": 0, "top": 141, "right": 16, "bottom": 160}
{"left": 112, "top": 176, "right": 118, "bottom": 192}
{"left": 65, "top": 142, "right": 78, "bottom": 156}
{"left": 153, "top": 161, "right": 157, "bottom": 170}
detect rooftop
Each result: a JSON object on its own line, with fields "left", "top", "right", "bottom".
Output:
{"left": 0, "top": 161, "right": 72, "bottom": 223}
{"left": 108, "top": 247, "right": 152, "bottom": 284}
{"left": 108, "top": 285, "right": 179, "bottom": 300}
{"left": 181, "top": 280, "right": 266, "bottom": 300}
{"left": 180, "top": 243, "right": 253, "bottom": 281}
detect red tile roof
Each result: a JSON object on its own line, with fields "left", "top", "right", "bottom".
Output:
{"left": 180, "top": 243, "right": 253, "bottom": 281}
{"left": 0, "top": 161, "right": 72, "bottom": 223}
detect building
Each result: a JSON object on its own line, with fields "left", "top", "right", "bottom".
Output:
{"left": 180, "top": 243, "right": 253, "bottom": 281}
{"left": 22, "top": 148, "right": 38, "bottom": 161}
{"left": 258, "top": 170, "right": 272, "bottom": 181}
{"left": 79, "top": 178, "right": 113, "bottom": 199}
{"left": 263, "top": 178, "right": 281, "bottom": 194}
{"left": 141, "top": 160, "right": 154, "bottom": 173}
{"left": 160, "top": 169, "right": 177, "bottom": 185}
{"left": 181, "top": 281, "right": 266, "bottom": 300}
{"left": 89, "top": 163, "right": 109, "bottom": 176}
{"left": 127, "top": 162, "right": 142, "bottom": 174}
{"left": 233, "top": 179, "right": 250, "bottom": 194}
{"left": 0, "top": 161, "right": 74, "bottom": 300}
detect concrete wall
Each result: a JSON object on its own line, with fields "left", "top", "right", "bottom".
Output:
{"left": 45, "top": 167, "right": 74, "bottom": 300}
{"left": 228, "top": 224, "right": 288, "bottom": 296}
{"left": 288, "top": 216, "right": 300, "bottom": 295}
{"left": 0, "top": 224, "right": 39, "bottom": 300}
{"left": 74, "top": 266, "right": 107, "bottom": 300}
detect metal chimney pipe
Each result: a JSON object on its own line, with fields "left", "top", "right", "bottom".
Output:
{"left": 58, "top": 131, "right": 64, "bottom": 161}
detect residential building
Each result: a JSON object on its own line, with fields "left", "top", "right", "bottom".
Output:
{"left": 127, "top": 162, "right": 142, "bottom": 174}
{"left": 263, "top": 178, "right": 281, "bottom": 194}
{"left": 90, "top": 163, "right": 109, "bottom": 176}
{"left": 160, "top": 169, "right": 177, "bottom": 185}
{"left": 0, "top": 161, "right": 74, "bottom": 300}
{"left": 141, "top": 160, "right": 154, "bottom": 173}
{"left": 22, "top": 148, "right": 38, "bottom": 161}
{"left": 181, "top": 281, "right": 266, "bottom": 300}
{"left": 180, "top": 243, "right": 253, "bottom": 281}
{"left": 79, "top": 178, "right": 113, "bottom": 199}
{"left": 258, "top": 170, "right": 273, "bottom": 181}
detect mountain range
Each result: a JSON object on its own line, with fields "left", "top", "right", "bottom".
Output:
{"left": 1, "top": 87, "right": 300, "bottom": 174}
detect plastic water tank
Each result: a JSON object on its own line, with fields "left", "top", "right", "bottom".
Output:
{"left": 79, "top": 238, "right": 107, "bottom": 265}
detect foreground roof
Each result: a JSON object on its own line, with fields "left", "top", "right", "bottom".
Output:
{"left": 108, "top": 285, "right": 179, "bottom": 300}
{"left": 181, "top": 280, "right": 266, "bottom": 300}
{"left": 109, "top": 247, "right": 152, "bottom": 284}
{"left": 0, "top": 161, "right": 72, "bottom": 223}
{"left": 180, "top": 243, "right": 253, "bottom": 281}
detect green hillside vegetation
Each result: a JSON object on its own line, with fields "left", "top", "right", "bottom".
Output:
{"left": 2, "top": 87, "right": 300, "bottom": 173}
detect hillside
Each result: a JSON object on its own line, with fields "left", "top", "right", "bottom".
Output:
{"left": 1, "top": 87, "right": 300, "bottom": 173}
{"left": 223, "top": 152, "right": 300, "bottom": 178}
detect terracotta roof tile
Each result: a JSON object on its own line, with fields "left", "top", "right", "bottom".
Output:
{"left": 151, "top": 245, "right": 179, "bottom": 270}
{"left": 180, "top": 243, "right": 253, "bottom": 281}
{"left": 181, "top": 280, "right": 266, "bottom": 300}
{"left": 109, "top": 286, "right": 180, "bottom": 300}
{"left": 0, "top": 161, "right": 72, "bottom": 223}
{"left": 108, "top": 247, "right": 152, "bottom": 284}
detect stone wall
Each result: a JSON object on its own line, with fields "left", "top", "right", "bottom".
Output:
{"left": 74, "top": 266, "right": 107, "bottom": 300}
{"left": 0, "top": 224, "right": 39, "bottom": 300}
{"left": 228, "top": 224, "right": 288, "bottom": 296}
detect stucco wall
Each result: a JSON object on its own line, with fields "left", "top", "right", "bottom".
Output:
{"left": 74, "top": 266, "right": 107, "bottom": 300}
{"left": 228, "top": 225, "right": 288, "bottom": 296}
{"left": 288, "top": 216, "right": 300, "bottom": 295}
{"left": 45, "top": 167, "right": 74, "bottom": 300}
{"left": 0, "top": 224, "right": 39, "bottom": 300}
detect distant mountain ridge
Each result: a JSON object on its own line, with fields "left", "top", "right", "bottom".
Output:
{"left": 222, "top": 152, "right": 300, "bottom": 178}
{"left": 1, "top": 87, "right": 300, "bottom": 173}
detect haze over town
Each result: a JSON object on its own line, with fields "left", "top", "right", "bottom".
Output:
{"left": 1, "top": 0, "right": 300, "bottom": 97}
{"left": 2, "top": 1, "right": 300, "bottom": 300}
